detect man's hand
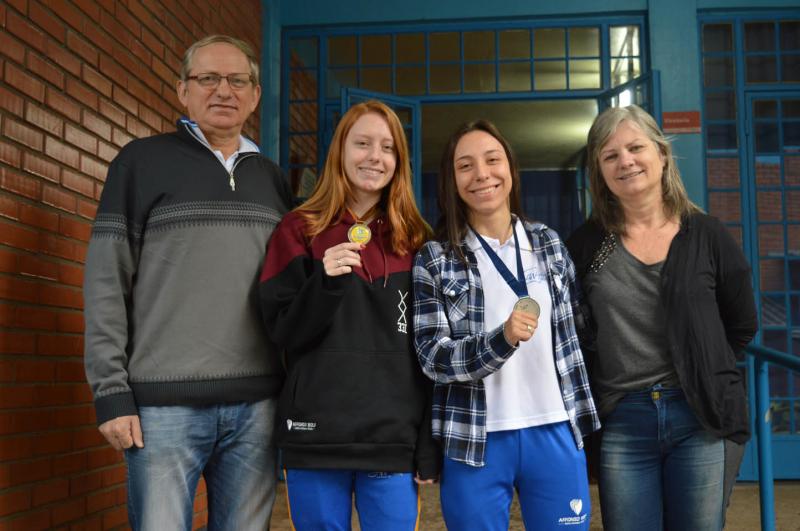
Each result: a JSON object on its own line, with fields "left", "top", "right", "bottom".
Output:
{"left": 98, "top": 415, "right": 144, "bottom": 451}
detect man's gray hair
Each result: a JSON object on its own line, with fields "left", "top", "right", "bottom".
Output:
{"left": 180, "top": 35, "right": 260, "bottom": 85}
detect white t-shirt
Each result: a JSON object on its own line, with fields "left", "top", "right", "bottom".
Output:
{"left": 468, "top": 220, "right": 568, "bottom": 432}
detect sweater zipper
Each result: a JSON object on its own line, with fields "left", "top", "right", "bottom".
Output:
{"left": 180, "top": 120, "right": 256, "bottom": 192}
{"left": 228, "top": 153, "right": 256, "bottom": 191}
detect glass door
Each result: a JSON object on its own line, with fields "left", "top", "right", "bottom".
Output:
{"left": 743, "top": 90, "right": 800, "bottom": 479}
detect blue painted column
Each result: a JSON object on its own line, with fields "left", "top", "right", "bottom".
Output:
{"left": 648, "top": 0, "right": 706, "bottom": 209}
{"left": 260, "top": 0, "right": 281, "bottom": 160}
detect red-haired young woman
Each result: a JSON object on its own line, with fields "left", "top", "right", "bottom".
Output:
{"left": 259, "top": 101, "right": 438, "bottom": 530}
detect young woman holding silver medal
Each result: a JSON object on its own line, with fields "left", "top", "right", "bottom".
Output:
{"left": 412, "top": 120, "right": 599, "bottom": 530}
{"left": 259, "top": 101, "right": 438, "bottom": 530}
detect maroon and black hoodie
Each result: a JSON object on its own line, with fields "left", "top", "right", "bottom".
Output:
{"left": 259, "top": 210, "right": 440, "bottom": 479}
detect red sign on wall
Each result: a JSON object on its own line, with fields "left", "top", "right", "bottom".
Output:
{"left": 662, "top": 111, "right": 701, "bottom": 134}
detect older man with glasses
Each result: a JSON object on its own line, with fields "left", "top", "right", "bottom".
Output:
{"left": 83, "top": 35, "right": 293, "bottom": 530}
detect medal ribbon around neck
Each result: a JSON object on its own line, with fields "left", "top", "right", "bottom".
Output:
{"left": 472, "top": 223, "right": 541, "bottom": 317}
{"left": 471, "top": 223, "right": 528, "bottom": 299}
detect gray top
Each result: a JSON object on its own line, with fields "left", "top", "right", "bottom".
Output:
{"left": 583, "top": 235, "right": 680, "bottom": 418}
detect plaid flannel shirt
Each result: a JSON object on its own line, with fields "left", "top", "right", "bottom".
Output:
{"left": 412, "top": 219, "right": 600, "bottom": 466}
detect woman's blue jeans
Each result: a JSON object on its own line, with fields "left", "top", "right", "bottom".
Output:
{"left": 599, "top": 386, "right": 724, "bottom": 531}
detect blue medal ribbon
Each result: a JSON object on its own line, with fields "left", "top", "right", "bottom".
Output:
{"left": 471, "top": 223, "right": 529, "bottom": 299}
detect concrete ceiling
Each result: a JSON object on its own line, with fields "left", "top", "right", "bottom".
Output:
{"left": 421, "top": 99, "right": 598, "bottom": 172}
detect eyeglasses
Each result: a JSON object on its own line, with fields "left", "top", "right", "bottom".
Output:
{"left": 186, "top": 73, "right": 254, "bottom": 89}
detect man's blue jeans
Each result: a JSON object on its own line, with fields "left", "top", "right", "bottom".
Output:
{"left": 599, "top": 387, "right": 724, "bottom": 531}
{"left": 124, "top": 398, "right": 277, "bottom": 531}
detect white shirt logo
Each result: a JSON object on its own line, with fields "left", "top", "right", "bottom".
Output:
{"left": 397, "top": 290, "right": 408, "bottom": 333}
{"left": 570, "top": 499, "right": 583, "bottom": 516}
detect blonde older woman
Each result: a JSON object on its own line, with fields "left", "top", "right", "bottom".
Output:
{"left": 567, "top": 105, "right": 757, "bottom": 531}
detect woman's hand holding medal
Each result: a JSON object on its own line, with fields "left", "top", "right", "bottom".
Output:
{"left": 503, "top": 310, "right": 539, "bottom": 347}
{"left": 323, "top": 242, "right": 364, "bottom": 276}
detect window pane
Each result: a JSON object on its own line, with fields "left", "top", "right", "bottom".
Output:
{"left": 755, "top": 100, "right": 778, "bottom": 118}
{"left": 394, "top": 108, "right": 412, "bottom": 126}
{"left": 291, "top": 166, "right": 318, "bottom": 198}
{"left": 534, "top": 29, "right": 565, "bottom": 58}
{"left": 709, "top": 191, "right": 741, "bottom": 221}
{"left": 760, "top": 224, "right": 785, "bottom": 255}
{"left": 745, "top": 22, "right": 776, "bottom": 52}
{"left": 328, "top": 36, "right": 357, "bottom": 65}
{"left": 785, "top": 122, "right": 800, "bottom": 150}
{"left": 396, "top": 66, "right": 425, "bottom": 95}
{"left": 611, "top": 57, "right": 641, "bottom": 87}
{"left": 787, "top": 156, "right": 800, "bottom": 185}
{"left": 763, "top": 294, "right": 787, "bottom": 326}
{"left": 361, "top": 35, "right": 391, "bottom": 65}
{"left": 396, "top": 33, "right": 424, "bottom": 63}
{"left": 789, "top": 191, "right": 800, "bottom": 221}
{"left": 755, "top": 122, "right": 780, "bottom": 153}
{"left": 780, "top": 21, "right": 800, "bottom": 50}
{"left": 707, "top": 124, "right": 738, "bottom": 150}
{"left": 499, "top": 62, "right": 531, "bottom": 92}
{"left": 289, "top": 134, "right": 317, "bottom": 165}
{"left": 569, "top": 27, "right": 599, "bottom": 57}
{"left": 499, "top": 29, "right": 530, "bottom": 60}
{"left": 758, "top": 191, "right": 784, "bottom": 221}
{"left": 746, "top": 56, "right": 778, "bottom": 83}
{"left": 791, "top": 260, "right": 800, "bottom": 288}
{"left": 772, "top": 400, "right": 791, "bottom": 429}
{"left": 761, "top": 258, "right": 785, "bottom": 290}
{"left": 464, "top": 31, "right": 495, "bottom": 61}
{"left": 704, "top": 57, "right": 735, "bottom": 87}
{"left": 610, "top": 25, "right": 640, "bottom": 56}
{"left": 327, "top": 68, "right": 357, "bottom": 97}
{"left": 707, "top": 157, "right": 740, "bottom": 188}
{"left": 705, "top": 92, "right": 736, "bottom": 120}
{"left": 782, "top": 55, "right": 800, "bottom": 82}
{"left": 569, "top": 59, "right": 600, "bottom": 89}
{"left": 430, "top": 32, "right": 459, "bottom": 62}
{"left": 289, "top": 38, "right": 318, "bottom": 68}
{"left": 290, "top": 69, "right": 318, "bottom": 99}
{"left": 534, "top": 61, "right": 566, "bottom": 90}
{"left": 289, "top": 102, "right": 317, "bottom": 133}
{"left": 756, "top": 155, "right": 781, "bottom": 186}
{"left": 789, "top": 228, "right": 800, "bottom": 256}
{"left": 360, "top": 67, "right": 391, "bottom": 93}
{"left": 784, "top": 100, "right": 800, "bottom": 118}
{"left": 464, "top": 63, "right": 495, "bottom": 93}
{"left": 430, "top": 64, "right": 461, "bottom": 93}
{"left": 703, "top": 23, "right": 733, "bottom": 52}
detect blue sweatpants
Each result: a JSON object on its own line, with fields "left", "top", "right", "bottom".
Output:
{"left": 284, "top": 468, "right": 420, "bottom": 531}
{"left": 440, "top": 422, "right": 590, "bottom": 530}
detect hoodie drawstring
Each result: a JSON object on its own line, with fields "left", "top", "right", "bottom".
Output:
{"left": 377, "top": 219, "right": 388, "bottom": 288}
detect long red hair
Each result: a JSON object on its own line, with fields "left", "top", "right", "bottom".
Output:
{"left": 296, "top": 100, "right": 430, "bottom": 255}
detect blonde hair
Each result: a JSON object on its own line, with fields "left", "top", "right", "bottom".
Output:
{"left": 296, "top": 100, "right": 430, "bottom": 255}
{"left": 585, "top": 105, "right": 701, "bottom": 233}
{"left": 181, "top": 35, "right": 259, "bottom": 84}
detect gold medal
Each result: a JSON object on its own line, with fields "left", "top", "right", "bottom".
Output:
{"left": 347, "top": 223, "right": 372, "bottom": 245}
{"left": 513, "top": 296, "right": 540, "bottom": 318}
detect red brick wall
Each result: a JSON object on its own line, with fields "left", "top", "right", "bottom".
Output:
{"left": 0, "top": 1, "right": 262, "bottom": 528}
